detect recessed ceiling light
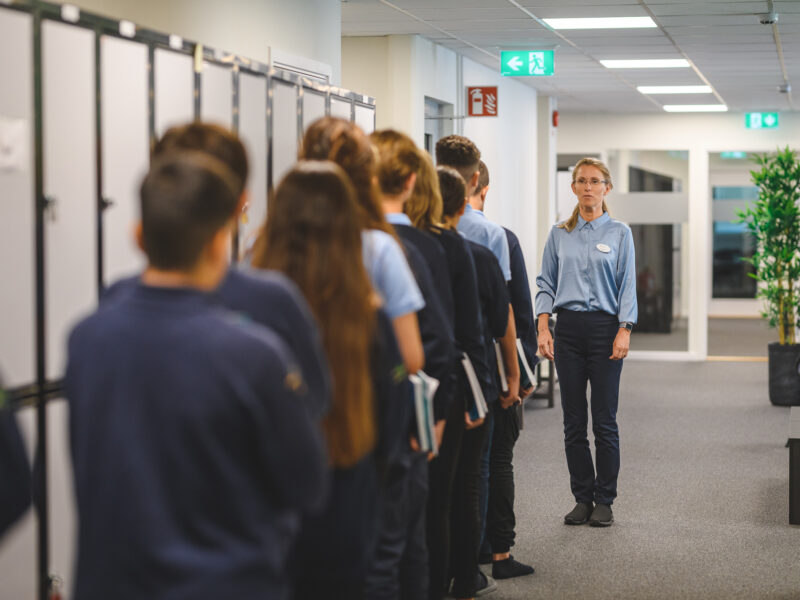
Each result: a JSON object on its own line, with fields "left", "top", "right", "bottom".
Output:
{"left": 663, "top": 104, "right": 728, "bottom": 112}
{"left": 544, "top": 17, "right": 656, "bottom": 30}
{"left": 638, "top": 85, "right": 712, "bottom": 94}
{"left": 601, "top": 59, "right": 690, "bottom": 69}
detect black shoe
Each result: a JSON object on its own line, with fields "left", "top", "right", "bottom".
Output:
{"left": 564, "top": 501, "right": 593, "bottom": 525}
{"left": 478, "top": 552, "right": 492, "bottom": 565}
{"left": 475, "top": 571, "right": 498, "bottom": 597}
{"left": 589, "top": 503, "right": 614, "bottom": 527}
{"left": 492, "top": 555, "right": 534, "bottom": 580}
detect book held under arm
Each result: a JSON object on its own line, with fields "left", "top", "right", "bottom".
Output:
{"left": 460, "top": 353, "right": 488, "bottom": 421}
{"left": 408, "top": 370, "right": 440, "bottom": 455}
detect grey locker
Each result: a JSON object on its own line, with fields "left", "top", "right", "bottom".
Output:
{"left": 270, "top": 78, "right": 299, "bottom": 189}
{"left": 154, "top": 48, "right": 194, "bottom": 138}
{"left": 330, "top": 96, "right": 353, "bottom": 121}
{"left": 238, "top": 72, "right": 268, "bottom": 254}
{"left": 302, "top": 88, "right": 326, "bottom": 132}
{"left": 42, "top": 20, "right": 97, "bottom": 381}
{"left": 355, "top": 104, "right": 376, "bottom": 135}
{"left": 0, "top": 8, "right": 36, "bottom": 388}
{"left": 100, "top": 35, "right": 149, "bottom": 285}
{"left": 200, "top": 62, "right": 233, "bottom": 128}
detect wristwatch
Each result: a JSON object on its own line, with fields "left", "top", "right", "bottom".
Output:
{"left": 619, "top": 322, "right": 633, "bottom": 332}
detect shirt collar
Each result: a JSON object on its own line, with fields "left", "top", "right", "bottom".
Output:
{"left": 386, "top": 212, "right": 412, "bottom": 226}
{"left": 577, "top": 211, "right": 610, "bottom": 230}
{"left": 464, "top": 204, "right": 486, "bottom": 219}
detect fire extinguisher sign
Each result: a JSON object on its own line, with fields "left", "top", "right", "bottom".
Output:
{"left": 467, "top": 86, "right": 498, "bottom": 117}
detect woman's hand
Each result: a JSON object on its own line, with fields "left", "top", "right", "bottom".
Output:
{"left": 610, "top": 328, "right": 630, "bottom": 360}
{"left": 538, "top": 327, "right": 554, "bottom": 360}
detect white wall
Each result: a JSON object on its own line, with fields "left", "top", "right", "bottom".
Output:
{"left": 558, "top": 112, "right": 800, "bottom": 355}
{"left": 343, "top": 35, "right": 540, "bottom": 289}
{"left": 70, "top": 0, "right": 342, "bottom": 83}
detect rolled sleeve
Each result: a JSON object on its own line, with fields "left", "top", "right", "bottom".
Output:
{"left": 365, "top": 230, "right": 425, "bottom": 319}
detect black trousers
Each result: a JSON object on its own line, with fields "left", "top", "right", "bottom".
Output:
{"left": 486, "top": 402, "right": 521, "bottom": 554}
{"left": 449, "top": 413, "right": 489, "bottom": 598}
{"left": 365, "top": 453, "right": 429, "bottom": 600}
{"left": 426, "top": 393, "right": 465, "bottom": 600}
{"left": 554, "top": 309, "right": 623, "bottom": 506}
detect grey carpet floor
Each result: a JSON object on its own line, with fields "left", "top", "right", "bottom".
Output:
{"left": 494, "top": 361, "right": 800, "bottom": 600}
{"left": 708, "top": 318, "right": 776, "bottom": 357}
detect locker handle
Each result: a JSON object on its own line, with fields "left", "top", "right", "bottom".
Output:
{"left": 100, "top": 196, "right": 115, "bottom": 210}
{"left": 42, "top": 195, "right": 57, "bottom": 222}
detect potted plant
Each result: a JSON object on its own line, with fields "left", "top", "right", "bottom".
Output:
{"left": 738, "top": 146, "right": 800, "bottom": 406}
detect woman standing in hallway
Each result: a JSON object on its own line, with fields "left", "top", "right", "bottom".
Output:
{"left": 535, "top": 157, "right": 637, "bottom": 528}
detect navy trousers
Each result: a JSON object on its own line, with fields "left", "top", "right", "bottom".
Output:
{"left": 553, "top": 310, "right": 623, "bottom": 506}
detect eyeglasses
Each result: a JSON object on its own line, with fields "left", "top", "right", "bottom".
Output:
{"left": 575, "top": 178, "right": 609, "bottom": 187}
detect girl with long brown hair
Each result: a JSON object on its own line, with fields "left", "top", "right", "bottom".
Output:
{"left": 252, "top": 161, "right": 410, "bottom": 598}
{"left": 300, "top": 117, "right": 425, "bottom": 377}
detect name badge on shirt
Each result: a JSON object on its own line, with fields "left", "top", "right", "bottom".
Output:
{"left": 596, "top": 243, "right": 611, "bottom": 253}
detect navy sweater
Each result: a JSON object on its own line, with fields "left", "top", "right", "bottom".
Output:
{"left": 394, "top": 233, "right": 457, "bottom": 421}
{"left": 429, "top": 226, "right": 494, "bottom": 408}
{"left": 467, "top": 240, "right": 510, "bottom": 403}
{"left": 66, "top": 282, "right": 328, "bottom": 600}
{"left": 0, "top": 403, "right": 31, "bottom": 538}
{"left": 104, "top": 267, "right": 332, "bottom": 420}
{"left": 504, "top": 228, "right": 538, "bottom": 370}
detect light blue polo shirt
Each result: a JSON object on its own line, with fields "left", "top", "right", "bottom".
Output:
{"left": 362, "top": 228, "right": 425, "bottom": 319}
{"left": 457, "top": 204, "right": 512, "bottom": 281}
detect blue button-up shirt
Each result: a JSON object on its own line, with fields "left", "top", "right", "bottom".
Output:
{"left": 535, "top": 212, "right": 637, "bottom": 323}
{"left": 457, "top": 205, "right": 511, "bottom": 282}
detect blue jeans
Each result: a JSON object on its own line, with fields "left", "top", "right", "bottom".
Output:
{"left": 554, "top": 310, "right": 623, "bottom": 506}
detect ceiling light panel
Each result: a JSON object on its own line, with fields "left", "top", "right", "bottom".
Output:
{"left": 662, "top": 104, "right": 728, "bottom": 112}
{"left": 637, "top": 85, "right": 712, "bottom": 94}
{"left": 544, "top": 17, "right": 656, "bottom": 29}
{"left": 601, "top": 59, "right": 691, "bottom": 68}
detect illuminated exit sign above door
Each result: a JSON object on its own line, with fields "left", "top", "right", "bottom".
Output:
{"left": 745, "top": 112, "right": 779, "bottom": 129}
{"left": 500, "top": 50, "right": 554, "bottom": 76}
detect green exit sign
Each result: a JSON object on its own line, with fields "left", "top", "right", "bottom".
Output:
{"left": 500, "top": 50, "right": 554, "bottom": 76}
{"left": 745, "top": 112, "right": 779, "bottom": 129}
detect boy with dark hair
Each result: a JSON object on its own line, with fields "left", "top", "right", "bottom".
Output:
{"left": 106, "top": 123, "right": 331, "bottom": 420}
{"left": 66, "top": 153, "right": 328, "bottom": 600}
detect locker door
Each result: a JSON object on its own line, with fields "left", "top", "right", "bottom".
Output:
{"left": 154, "top": 48, "right": 194, "bottom": 138}
{"left": 42, "top": 20, "right": 97, "bottom": 381}
{"left": 200, "top": 62, "right": 233, "bottom": 128}
{"left": 239, "top": 72, "right": 268, "bottom": 253}
{"left": 0, "top": 8, "right": 37, "bottom": 597}
{"left": 302, "top": 88, "right": 326, "bottom": 132}
{"left": 355, "top": 104, "right": 376, "bottom": 135}
{"left": 330, "top": 95, "right": 352, "bottom": 121}
{"left": 100, "top": 35, "right": 149, "bottom": 285}
{"left": 0, "top": 8, "right": 36, "bottom": 389}
{"left": 270, "top": 78, "right": 299, "bottom": 188}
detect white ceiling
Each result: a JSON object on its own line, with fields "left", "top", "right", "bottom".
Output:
{"left": 341, "top": 0, "right": 800, "bottom": 113}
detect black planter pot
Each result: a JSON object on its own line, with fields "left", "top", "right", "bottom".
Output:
{"left": 768, "top": 342, "right": 800, "bottom": 406}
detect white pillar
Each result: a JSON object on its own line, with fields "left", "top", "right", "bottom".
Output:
{"left": 535, "top": 95, "right": 557, "bottom": 274}
{"left": 688, "top": 148, "right": 710, "bottom": 358}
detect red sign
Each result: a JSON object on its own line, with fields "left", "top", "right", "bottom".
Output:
{"left": 467, "top": 86, "right": 498, "bottom": 117}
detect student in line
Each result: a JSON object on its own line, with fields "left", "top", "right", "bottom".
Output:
{"left": 252, "top": 161, "right": 412, "bottom": 598}
{"left": 404, "top": 156, "right": 493, "bottom": 600}
{"left": 66, "top": 153, "right": 328, "bottom": 600}
{"left": 437, "top": 166, "right": 504, "bottom": 599}
{"left": 368, "top": 129, "right": 458, "bottom": 600}
{"left": 104, "top": 122, "right": 331, "bottom": 421}
{"left": 437, "top": 137, "right": 532, "bottom": 581}
{"left": 475, "top": 160, "right": 538, "bottom": 568}
{"left": 300, "top": 117, "right": 425, "bottom": 378}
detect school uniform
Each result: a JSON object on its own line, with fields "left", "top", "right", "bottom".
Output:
{"left": 457, "top": 205, "right": 511, "bottom": 282}
{"left": 66, "top": 281, "right": 328, "bottom": 600}
{"left": 365, "top": 214, "right": 458, "bottom": 600}
{"left": 0, "top": 406, "right": 31, "bottom": 538}
{"left": 102, "top": 268, "right": 331, "bottom": 420}
{"left": 361, "top": 229, "right": 425, "bottom": 320}
{"left": 425, "top": 226, "right": 492, "bottom": 600}
{"left": 293, "top": 309, "right": 412, "bottom": 600}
